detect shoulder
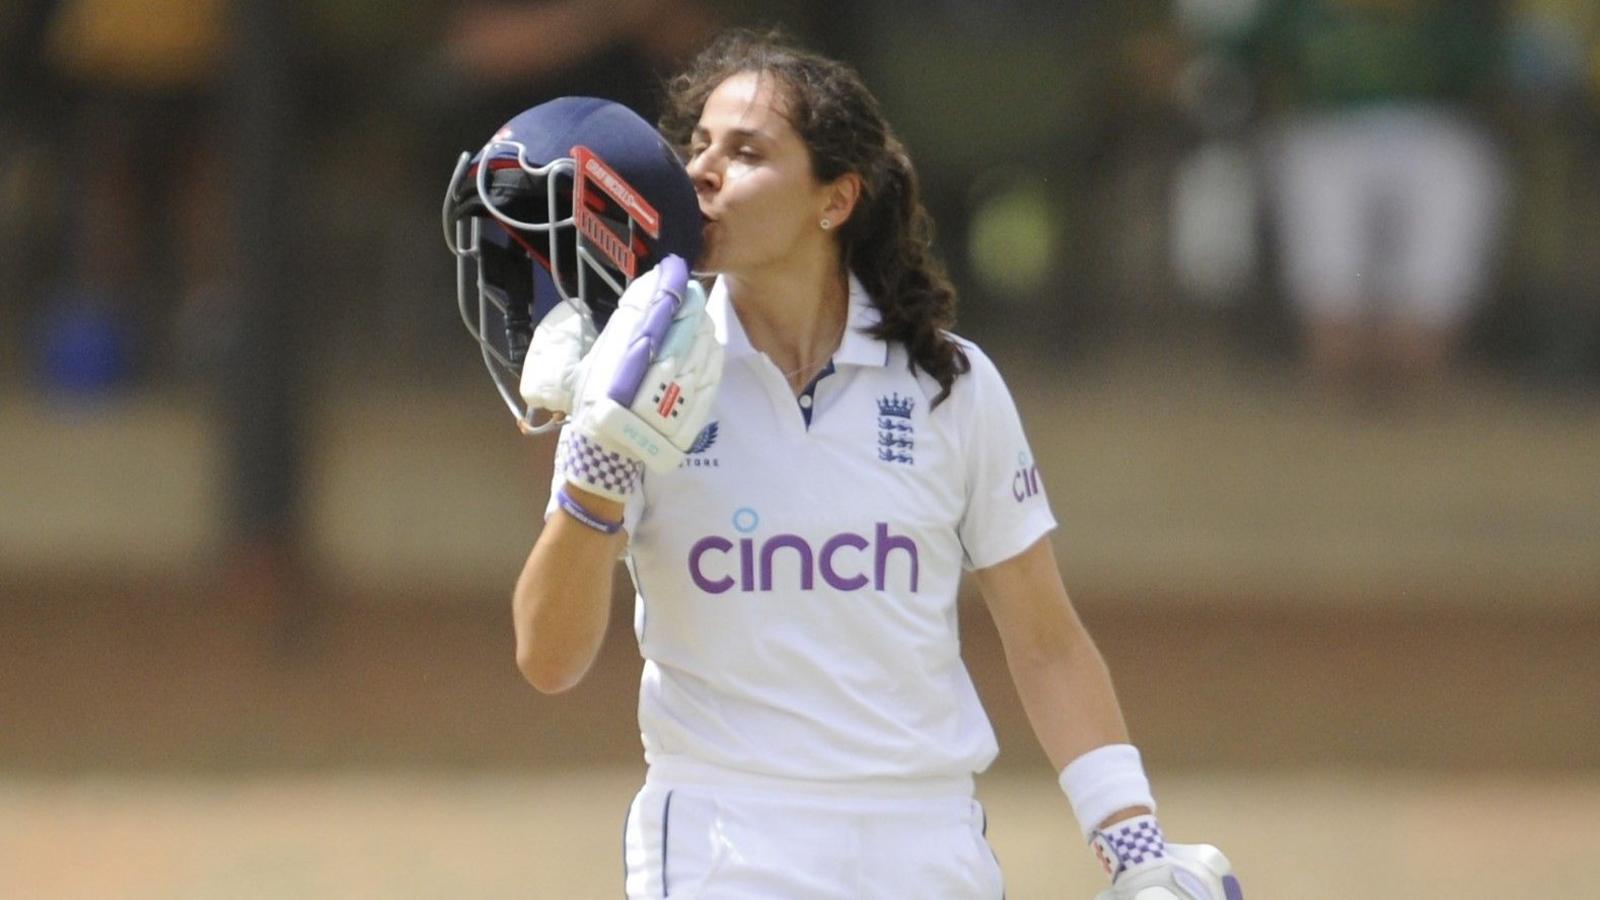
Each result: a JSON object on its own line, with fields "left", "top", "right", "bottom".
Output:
{"left": 946, "top": 332, "right": 1001, "bottom": 379}
{"left": 939, "top": 332, "right": 1012, "bottom": 406}
{"left": 890, "top": 331, "right": 1016, "bottom": 425}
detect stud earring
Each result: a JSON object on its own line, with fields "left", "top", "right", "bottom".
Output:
{"left": 820, "top": 218, "right": 832, "bottom": 231}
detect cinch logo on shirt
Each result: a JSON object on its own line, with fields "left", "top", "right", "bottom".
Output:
{"left": 1012, "top": 451, "right": 1043, "bottom": 502}
{"left": 688, "top": 508, "right": 920, "bottom": 594}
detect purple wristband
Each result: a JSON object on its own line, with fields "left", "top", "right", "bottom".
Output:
{"left": 555, "top": 485, "right": 623, "bottom": 535}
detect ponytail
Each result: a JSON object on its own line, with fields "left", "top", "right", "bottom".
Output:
{"left": 845, "top": 142, "right": 968, "bottom": 406}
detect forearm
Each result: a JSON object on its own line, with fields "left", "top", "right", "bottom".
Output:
{"left": 1002, "top": 623, "right": 1152, "bottom": 829}
{"left": 977, "top": 539, "right": 1151, "bottom": 831}
{"left": 980, "top": 538, "right": 1132, "bottom": 770}
{"left": 512, "top": 487, "right": 626, "bottom": 693}
{"left": 1000, "top": 610, "right": 1131, "bottom": 773}
{"left": 1004, "top": 624, "right": 1132, "bottom": 762}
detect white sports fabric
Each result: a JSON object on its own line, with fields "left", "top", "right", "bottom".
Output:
{"left": 518, "top": 302, "right": 591, "bottom": 419}
{"left": 550, "top": 273, "right": 1056, "bottom": 783}
{"left": 622, "top": 774, "right": 1003, "bottom": 899}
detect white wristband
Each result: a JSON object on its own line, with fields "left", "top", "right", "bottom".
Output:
{"left": 1058, "top": 743, "right": 1156, "bottom": 841}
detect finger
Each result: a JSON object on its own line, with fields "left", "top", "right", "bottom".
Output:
{"left": 673, "top": 278, "right": 708, "bottom": 321}
{"left": 605, "top": 330, "right": 658, "bottom": 406}
{"left": 672, "top": 316, "right": 715, "bottom": 375}
{"left": 634, "top": 280, "right": 682, "bottom": 358}
{"left": 656, "top": 307, "right": 703, "bottom": 363}
{"left": 628, "top": 256, "right": 689, "bottom": 353}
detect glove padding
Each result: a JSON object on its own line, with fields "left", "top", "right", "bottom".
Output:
{"left": 1092, "top": 816, "right": 1242, "bottom": 900}
{"left": 559, "top": 255, "right": 721, "bottom": 497}
{"left": 518, "top": 301, "right": 593, "bottom": 423}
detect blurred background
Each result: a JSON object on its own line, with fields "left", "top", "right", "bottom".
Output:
{"left": 3, "top": 0, "right": 1598, "bottom": 897}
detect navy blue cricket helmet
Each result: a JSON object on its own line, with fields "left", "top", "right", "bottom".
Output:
{"left": 442, "top": 97, "right": 701, "bottom": 425}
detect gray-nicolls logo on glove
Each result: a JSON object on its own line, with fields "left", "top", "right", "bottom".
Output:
{"left": 522, "top": 255, "right": 724, "bottom": 500}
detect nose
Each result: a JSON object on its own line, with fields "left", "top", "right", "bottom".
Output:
{"left": 687, "top": 150, "right": 719, "bottom": 194}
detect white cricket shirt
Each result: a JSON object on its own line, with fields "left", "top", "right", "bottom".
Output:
{"left": 554, "top": 274, "right": 1056, "bottom": 783}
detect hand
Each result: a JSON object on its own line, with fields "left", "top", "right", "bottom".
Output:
{"left": 559, "top": 255, "right": 722, "bottom": 498}
{"left": 1091, "top": 816, "right": 1242, "bottom": 900}
{"left": 518, "top": 301, "right": 594, "bottom": 425}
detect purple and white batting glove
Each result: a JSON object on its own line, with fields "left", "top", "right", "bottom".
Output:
{"left": 559, "top": 255, "right": 722, "bottom": 499}
{"left": 518, "top": 302, "right": 593, "bottom": 425}
{"left": 1091, "top": 815, "right": 1243, "bottom": 900}
{"left": 553, "top": 430, "right": 644, "bottom": 503}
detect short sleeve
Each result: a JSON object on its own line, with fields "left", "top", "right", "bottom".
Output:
{"left": 952, "top": 343, "right": 1057, "bottom": 570}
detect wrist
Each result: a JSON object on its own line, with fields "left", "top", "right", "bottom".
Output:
{"left": 1089, "top": 813, "right": 1168, "bottom": 883}
{"left": 563, "top": 482, "right": 625, "bottom": 520}
{"left": 1096, "top": 806, "right": 1155, "bottom": 830}
{"left": 555, "top": 483, "right": 625, "bottom": 534}
{"left": 1058, "top": 743, "right": 1156, "bottom": 842}
{"left": 556, "top": 429, "right": 643, "bottom": 501}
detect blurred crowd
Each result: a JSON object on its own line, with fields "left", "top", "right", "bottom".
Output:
{"left": 5, "top": 0, "right": 1600, "bottom": 393}
{"left": 3, "top": 0, "right": 1599, "bottom": 624}
{"left": 1166, "top": 0, "right": 1600, "bottom": 395}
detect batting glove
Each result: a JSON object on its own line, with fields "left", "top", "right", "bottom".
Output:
{"left": 518, "top": 301, "right": 593, "bottom": 423}
{"left": 557, "top": 255, "right": 722, "bottom": 500}
{"left": 1091, "top": 815, "right": 1243, "bottom": 900}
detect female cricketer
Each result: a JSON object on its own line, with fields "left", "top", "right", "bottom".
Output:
{"left": 486, "top": 29, "right": 1242, "bottom": 900}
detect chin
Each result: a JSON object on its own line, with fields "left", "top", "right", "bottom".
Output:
{"left": 692, "top": 245, "right": 728, "bottom": 276}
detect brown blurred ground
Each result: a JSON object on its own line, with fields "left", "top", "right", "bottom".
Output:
{"left": 6, "top": 574, "right": 1600, "bottom": 897}
{"left": 4, "top": 573, "right": 1599, "bottom": 776}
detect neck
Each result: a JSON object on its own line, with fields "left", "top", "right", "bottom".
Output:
{"left": 725, "top": 253, "right": 851, "bottom": 390}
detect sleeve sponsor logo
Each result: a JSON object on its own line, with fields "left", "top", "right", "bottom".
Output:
{"left": 1012, "top": 450, "right": 1043, "bottom": 502}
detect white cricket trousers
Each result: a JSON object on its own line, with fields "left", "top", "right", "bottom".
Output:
{"left": 623, "top": 759, "right": 1004, "bottom": 899}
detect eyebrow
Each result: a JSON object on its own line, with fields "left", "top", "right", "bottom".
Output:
{"left": 691, "top": 125, "right": 769, "bottom": 144}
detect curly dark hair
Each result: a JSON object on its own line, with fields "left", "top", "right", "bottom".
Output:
{"left": 659, "top": 29, "right": 969, "bottom": 407}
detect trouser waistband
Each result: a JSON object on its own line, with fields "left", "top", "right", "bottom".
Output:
{"left": 645, "top": 755, "right": 974, "bottom": 800}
